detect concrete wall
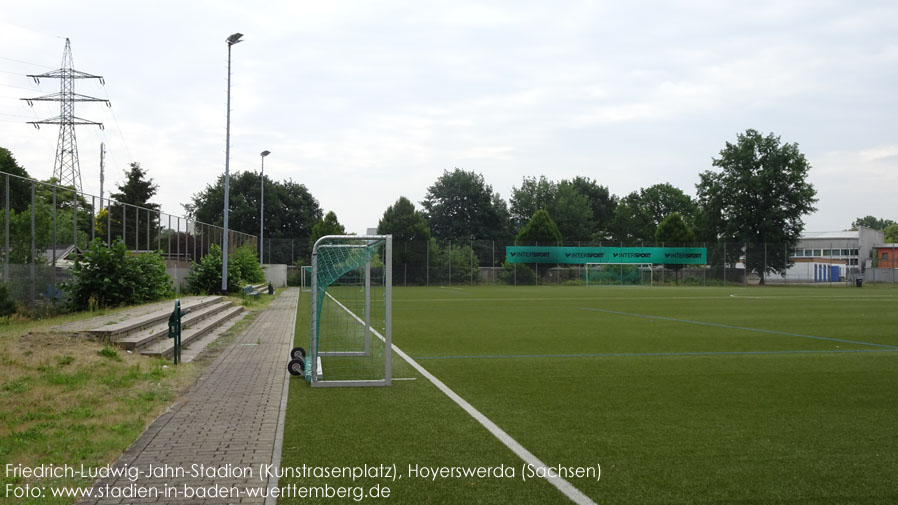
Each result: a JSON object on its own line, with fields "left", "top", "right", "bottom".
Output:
{"left": 866, "top": 268, "right": 898, "bottom": 284}
{"left": 264, "top": 264, "right": 288, "bottom": 287}
{"left": 165, "top": 260, "right": 193, "bottom": 291}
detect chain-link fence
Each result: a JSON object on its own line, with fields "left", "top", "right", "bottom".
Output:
{"left": 267, "top": 238, "right": 897, "bottom": 288}
{"left": 1, "top": 171, "right": 257, "bottom": 308}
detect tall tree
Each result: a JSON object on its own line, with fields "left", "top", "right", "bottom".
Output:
{"left": 0, "top": 147, "right": 32, "bottom": 213}
{"left": 610, "top": 183, "right": 694, "bottom": 243}
{"left": 309, "top": 211, "right": 346, "bottom": 249}
{"left": 550, "top": 181, "right": 594, "bottom": 242}
{"left": 568, "top": 176, "right": 617, "bottom": 240}
{"left": 107, "top": 162, "right": 160, "bottom": 250}
{"left": 510, "top": 176, "right": 557, "bottom": 229}
{"left": 185, "top": 171, "right": 321, "bottom": 239}
{"left": 516, "top": 209, "right": 562, "bottom": 245}
{"left": 851, "top": 216, "right": 896, "bottom": 230}
{"left": 884, "top": 224, "right": 898, "bottom": 243}
{"left": 655, "top": 212, "right": 696, "bottom": 284}
{"left": 421, "top": 168, "right": 504, "bottom": 239}
{"left": 378, "top": 197, "right": 431, "bottom": 282}
{"left": 696, "top": 129, "right": 817, "bottom": 283}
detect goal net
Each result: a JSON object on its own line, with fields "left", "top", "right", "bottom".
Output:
{"left": 585, "top": 263, "right": 654, "bottom": 286}
{"left": 305, "top": 235, "right": 392, "bottom": 387}
{"left": 299, "top": 265, "right": 312, "bottom": 292}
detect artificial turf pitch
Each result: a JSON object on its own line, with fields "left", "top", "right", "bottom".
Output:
{"left": 279, "top": 285, "right": 898, "bottom": 504}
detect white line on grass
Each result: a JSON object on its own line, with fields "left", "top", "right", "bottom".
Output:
{"left": 324, "top": 292, "right": 597, "bottom": 505}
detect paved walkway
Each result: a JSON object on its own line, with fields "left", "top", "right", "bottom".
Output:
{"left": 81, "top": 288, "right": 299, "bottom": 505}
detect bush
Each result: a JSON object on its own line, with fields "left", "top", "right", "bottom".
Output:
{"left": 65, "top": 239, "right": 174, "bottom": 310}
{"left": 499, "top": 262, "right": 536, "bottom": 285}
{"left": 187, "top": 244, "right": 264, "bottom": 294}
{"left": 230, "top": 245, "right": 265, "bottom": 285}
{"left": 0, "top": 282, "right": 16, "bottom": 321}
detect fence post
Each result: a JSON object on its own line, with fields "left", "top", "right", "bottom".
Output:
{"left": 30, "top": 183, "right": 35, "bottom": 304}
{"left": 3, "top": 175, "right": 7, "bottom": 283}
{"left": 107, "top": 198, "right": 111, "bottom": 245}
{"left": 470, "top": 238, "right": 474, "bottom": 286}
{"left": 90, "top": 196, "right": 95, "bottom": 243}
{"left": 448, "top": 239, "right": 452, "bottom": 286}
{"left": 52, "top": 187, "right": 57, "bottom": 298}
{"left": 122, "top": 204, "right": 126, "bottom": 247}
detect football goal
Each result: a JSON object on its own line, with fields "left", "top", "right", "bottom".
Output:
{"left": 288, "top": 235, "right": 392, "bottom": 387}
{"left": 299, "top": 265, "right": 312, "bottom": 292}
{"left": 585, "top": 263, "right": 654, "bottom": 286}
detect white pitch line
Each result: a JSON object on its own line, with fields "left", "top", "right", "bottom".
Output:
{"left": 324, "top": 292, "right": 597, "bottom": 505}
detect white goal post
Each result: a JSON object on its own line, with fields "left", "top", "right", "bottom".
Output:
{"left": 585, "top": 263, "right": 654, "bottom": 286}
{"left": 306, "top": 235, "right": 392, "bottom": 388}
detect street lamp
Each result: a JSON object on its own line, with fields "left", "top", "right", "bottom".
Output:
{"left": 260, "top": 150, "right": 270, "bottom": 265}
{"left": 222, "top": 32, "right": 243, "bottom": 295}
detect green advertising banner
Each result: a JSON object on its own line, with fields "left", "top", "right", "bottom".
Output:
{"left": 506, "top": 246, "right": 706, "bottom": 265}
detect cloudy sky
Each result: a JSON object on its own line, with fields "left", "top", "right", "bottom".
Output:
{"left": 1, "top": 0, "right": 896, "bottom": 235}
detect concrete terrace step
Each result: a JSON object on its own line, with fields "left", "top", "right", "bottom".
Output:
{"left": 87, "top": 296, "right": 225, "bottom": 340}
{"left": 140, "top": 305, "right": 245, "bottom": 358}
{"left": 114, "top": 300, "right": 237, "bottom": 351}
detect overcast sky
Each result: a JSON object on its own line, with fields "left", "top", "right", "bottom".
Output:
{"left": 1, "top": 1, "right": 896, "bottom": 235}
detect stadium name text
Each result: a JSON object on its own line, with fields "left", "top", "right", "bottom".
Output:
{"left": 506, "top": 246, "right": 707, "bottom": 265}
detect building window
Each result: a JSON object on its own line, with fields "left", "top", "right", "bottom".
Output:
{"left": 813, "top": 249, "right": 821, "bottom": 256}
{"left": 883, "top": 252, "right": 890, "bottom": 261}
{"left": 841, "top": 249, "right": 850, "bottom": 256}
{"left": 851, "top": 249, "right": 859, "bottom": 256}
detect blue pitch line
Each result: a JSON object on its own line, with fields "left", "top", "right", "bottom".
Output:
{"left": 576, "top": 307, "right": 898, "bottom": 350}
{"left": 412, "top": 349, "right": 898, "bottom": 360}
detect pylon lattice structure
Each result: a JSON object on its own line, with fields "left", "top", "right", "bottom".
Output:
{"left": 21, "top": 38, "right": 110, "bottom": 193}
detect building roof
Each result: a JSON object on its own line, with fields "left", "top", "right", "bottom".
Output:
{"left": 801, "top": 231, "right": 859, "bottom": 240}
{"left": 874, "top": 244, "right": 898, "bottom": 248}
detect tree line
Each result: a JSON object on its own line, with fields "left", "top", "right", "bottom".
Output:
{"left": 4, "top": 128, "right": 895, "bottom": 282}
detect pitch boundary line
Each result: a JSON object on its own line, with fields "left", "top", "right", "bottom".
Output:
{"left": 412, "top": 349, "right": 898, "bottom": 360}
{"left": 577, "top": 307, "right": 898, "bottom": 350}
{"left": 324, "top": 292, "right": 597, "bottom": 505}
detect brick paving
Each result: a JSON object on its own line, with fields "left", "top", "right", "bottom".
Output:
{"left": 79, "top": 288, "right": 299, "bottom": 504}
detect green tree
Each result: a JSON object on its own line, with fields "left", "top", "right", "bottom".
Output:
{"left": 884, "top": 224, "right": 898, "bottom": 243}
{"left": 696, "top": 129, "right": 817, "bottom": 283}
{"left": 655, "top": 212, "right": 695, "bottom": 245}
{"left": 610, "top": 183, "right": 695, "bottom": 243}
{"left": 185, "top": 172, "right": 322, "bottom": 239}
{"left": 309, "top": 211, "right": 346, "bottom": 250}
{"left": 550, "top": 181, "right": 594, "bottom": 242}
{"left": 516, "top": 209, "right": 562, "bottom": 245}
{"left": 568, "top": 176, "right": 617, "bottom": 240}
{"left": 851, "top": 216, "right": 896, "bottom": 230}
{"left": 378, "top": 197, "right": 431, "bottom": 283}
{"left": 0, "top": 147, "right": 32, "bottom": 212}
{"left": 107, "top": 162, "right": 160, "bottom": 249}
{"left": 655, "top": 212, "right": 696, "bottom": 285}
{"left": 421, "top": 168, "right": 505, "bottom": 239}
{"left": 510, "top": 176, "right": 557, "bottom": 230}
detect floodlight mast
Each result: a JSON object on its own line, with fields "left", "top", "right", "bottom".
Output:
{"left": 260, "top": 150, "right": 270, "bottom": 265}
{"left": 222, "top": 32, "right": 243, "bottom": 294}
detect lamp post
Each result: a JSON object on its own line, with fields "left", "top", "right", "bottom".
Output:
{"left": 260, "top": 150, "right": 270, "bottom": 265}
{"left": 222, "top": 32, "right": 243, "bottom": 294}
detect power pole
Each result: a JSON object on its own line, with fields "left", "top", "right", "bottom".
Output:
{"left": 99, "top": 142, "right": 105, "bottom": 209}
{"left": 21, "top": 38, "right": 110, "bottom": 193}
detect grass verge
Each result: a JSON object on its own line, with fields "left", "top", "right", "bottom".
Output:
{"left": 0, "top": 289, "right": 283, "bottom": 505}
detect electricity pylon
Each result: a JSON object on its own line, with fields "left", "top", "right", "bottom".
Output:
{"left": 21, "top": 38, "right": 110, "bottom": 193}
